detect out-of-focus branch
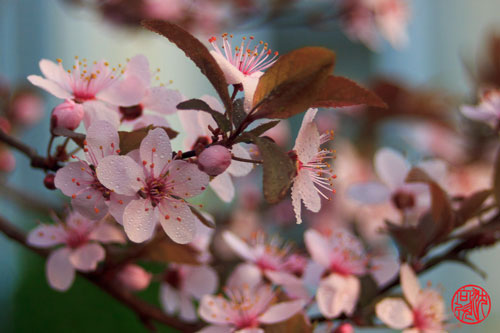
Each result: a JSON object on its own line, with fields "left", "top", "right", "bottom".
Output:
{"left": 0, "top": 215, "right": 201, "bottom": 332}
{"left": 0, "top": 130, "right": 60, "bottom": 171}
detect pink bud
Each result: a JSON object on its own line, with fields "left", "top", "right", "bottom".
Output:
{"left": 115, "top": 264, "right": 152, "bottom": 292}
{"left": 44, "top": 173, "right": 56, "bottom": 190}
{"left": 334, "top": 323, "right": 354, "bottom": 333}
{"left": 0, "top": 150, "right": 15, "bottom": 172}
{"left": 198, "top": 145, "right": 232, "bottom": 176}
{"left": 51, "top": 99, "right": 84, "bottom": 130}
{"left": 10, "top": 93, "right": 44, "bottom": 126}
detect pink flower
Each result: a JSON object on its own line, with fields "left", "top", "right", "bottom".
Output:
{"left": 27, "top": 211, "right": 125, "bottom": 291}
{"left": 143, "top": 0, "right": 185, "bottom": 21}
{"left": 0, "top": 149, "right": 15, "bottom": 172}
{"left": 54, "top": 120, "right": 124, "bottom": 220}
{"left": 179, "top": 95, "right": 253, "bottom": 203}
{"left": 198, "top": 284, "right": 305, "bottom": 332}
{"left": 118, "top": 55, "right": 183, "bottom": 128}
{"left": 198, "top": 145, "right": 232, "bottom": 176}
{"left": 291, "top": 108, "right": 336, "bottom": 224}
{"left": 160, "top": 264, "right": 218, "bottom": 322}
{"left": 376, "top": 264, "right": 445, "bottom": 332}
{"left": 305, "top": 228, "right": 368, "bottom": 318}
{"left": 348, "top": 147, "right": 447, "bottom": 219}
{"left": 461, "top": 89, "right": 500, "bottom": 129}
{"left": 10, "top": 92, "right": 44, "bottom": 126}
{"left": 209, "top": 34, "right": 278, "bottom": 112}
{"left": 51, "top": 99, "right": 85, "bottom": 130}
{"left": 116, "top": 264, "right": 152, "bottom": 291}
{"left": 96, "top": 128, "right": 209, "bottom": 244}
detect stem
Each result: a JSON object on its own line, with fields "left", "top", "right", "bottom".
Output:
{"left": 231, "top": 155, "right": 263, "bottom": 164}
{"left": 0, "top": 130, "right": 60, "bottom": 171}
{"left": 0, "top": 215, "right": 201, "bottom": 332}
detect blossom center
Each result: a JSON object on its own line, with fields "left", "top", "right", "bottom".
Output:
{"left": 141, "top": 176, "right": 171, "bottom": 207}
{"left": 65, "top": 228, "right": 89, "bottom": 249}
{"left": 391, "top": 190, "right": 415, "bottom": 210}
{"left": 164, "top": 268, "right": 183, "bottom": 289}
{"left": 119, "top": 104, "right": 144, "bottom": 121}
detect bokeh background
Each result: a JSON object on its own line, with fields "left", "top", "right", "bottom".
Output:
{"left": 1, "top": 0, "right": 500, "bottom": 332}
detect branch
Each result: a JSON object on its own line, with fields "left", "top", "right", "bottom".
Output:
{"left": 0, "top": 130, "right": 60, "bottom": 171}
{"left": 231, "top": 155, "right": 263, "bottom": 164}
{"left": 0, "top": 215, "right": 201, "bottom": 332}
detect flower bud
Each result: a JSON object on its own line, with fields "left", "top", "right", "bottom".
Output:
{"left": 334, "top": 323, "right": 354, "bottom": 333}
{"left": 115, "top": 264, "right": 152, "bottom": 292}
{"left": 44, "top": 173, "right": 56, "bottom": 190}
{"left": 51, "top": 99, "right": 84, "bottom": 131}
{"left": 0, "top": 150, "right": 15, "bottom": 172}
{"left": 198, "top": 145, "right": 232, "bottom": 176}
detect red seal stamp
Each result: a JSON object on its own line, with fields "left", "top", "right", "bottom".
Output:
{"left": 451, "top": 285, "right": 491, "bottom": 324}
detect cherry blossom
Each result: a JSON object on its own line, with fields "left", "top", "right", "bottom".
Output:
{"left": 9, "top": 92, "right": 44, "bottom": 126}
{"left": 348, "top": 147, "right": 447, "bottom": 221}
{"left": 198, "top": 284, "right": 305, "bottom": 332}
{"left": 160, "top": 264, "right": 218, "bottom": 322}
{"left": 27, "top": 211, "right": 125, "bottom": 291}
{"left": 51, "top": 99, "right": 85, "bottom": 130}
{"left": 291, "top": 108, "right": 336, "bottom": 224}
{"left": 209, "top": 34, "right": 278, "bottom": 112}
{"left": 178, "top": 95, "right": 253, "bottom": 202}
{"left": 461, "top": 89, "right": 500, "bottom": 129}
{"left": 376, "top": 264, "right": 446, "bottom": 332}
{"left": 54, "top": 120, "right": 124, "bottom": 220}
{"left": 96, "top": 127, "right": 209, "bottom": 244}
{"left": 116, "top": 264, "right": 153, "bottom": 291}
{"left": 305, "top": 228, "right": 368, "bottom": 318}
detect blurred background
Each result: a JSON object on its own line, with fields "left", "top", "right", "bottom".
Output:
{"left": 1, "top": 0, "right": 500, "bottom": 332}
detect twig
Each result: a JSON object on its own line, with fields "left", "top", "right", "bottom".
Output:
{"left": 231, "top": 155, "right": 263, "bottom": 164}
{"left": 0, "top": 130, "right": 60, "bottom": 171}
{"left": 0, "top": 215, "right": 201, "bottom": 332}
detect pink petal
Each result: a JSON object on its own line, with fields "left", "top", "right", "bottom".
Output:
{"left": 316, "top": 274, "right": 360, "bottom": 318}
{"left": 198, "top": 295, "right": 232, "bottom": 325}
{"left": 123, "top": 199, "right": 157, "bottom": 243}
{"left": 89, "top": 222, "right": 126, "bottom": 244}
{"left": 400, "top": 263, "right": 420, "bottom": 308}
{"left": 210, "top": 172, "right": 235, "bottom": 203}
{"left": 158, "top": 201, "right": 196, "bottom": 244}
{"left": 54, "top": 161, "right": 94, "bottom": 197}
{"left": 201, "top": 95, "right": 224, "bottom": 113}
{"left": 27, "top": 75, "right": 72, "bottom": 100}
{"left": 347, "top": 181, "right": 391, "bottom": 204}
{"left": 304, "top": 229, "right": 331, "bottom": 268}
{"left": 126, "top": 54, "right": 151, "bottom": 85}
{"left": 27, "top": 224, "right": 65, "bottom": 248}
{"left": 179, "top": 293, "right": 197, "bottom": 322}
{"left": 302, "top": 261, "right": 325, "bottom": 287}
{"left": 39, "top": 59, "right": 70, "bottom": 89}
{"left": 197, "top": 325, "right": 232, "bottom": 333}
{"left": 460, "top": 105, "right": 497, "bottom": 123}
{"left": 82, "top": 101, "right": 120, "bottom": 130}
{"left": 241, "top": 75, "right": 259, "bottom": 113}
{"left": 142, "top": 87, "right": 183, "bottom": 114}
{"left": 71, "top": 188, "right": 108, "bottom": 220}
{"left": 96, "top": 155, "right": 144, "bottom": 195}
{"left": 85, "top": 120, "right": 120, "bottom": 164}
{"left": 374, "top": 148, "right": 410, "bottom": 190}
{"left": 238, "top": 329, "right": 264, "bottom": 333}
{"left": 183, "top": 265, "right": 219, "bottom": 299}
{"left": 69, "top": 243, "right": 105, "bottom": 271}
{"left": 168, "top": 160, "right": 209, "bottom": 198}
{"left": 222, "top": 231, "right": 257, "bottom": 262}
{"left": 132, "top": 114, "right": 170, "bottom": 130}
{"left": 178, "top": 108, "right": 205, "bottom": 150}
{"left": 97, "top": 74, "right": 146, "bottom": 107}
{"left": 107, "top": 193, "right": 136, "bottom": 225}
{"left": 291, "top": 170, "right": 321, "bottom": 224}
{"left": 140, "top": 128, "right": 173, "bottom": 177}
{"left": 226, "top": 144, "right": 253, "bottom": 177}
{"left": 160, "top": 283, "right": 180, "bottom": 314}
{"left": 209, "top": 51, "right": 245, "bottom": 85}
{"left": 226, "top": 263, "right": 262, "bottom": 290}
{"left": 46, "top": 247, "right": 75, "bottom": 291}
{"left": 258, "top": 300, "right": 305, "bottom": 324}
{"left": 375, "top": 298, "right": 413, "bottom": 329}
{"left": 265, "top": 271, "right": 310, "bottom": 300}
{"left": 293, "top": 108, "right": 320, "bottom": 163}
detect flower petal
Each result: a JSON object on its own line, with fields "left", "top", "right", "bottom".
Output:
{"left": 400, "top": 263, "right": 420, "bottom": 308}
{"left": 199, "top": 295, "right": 232, "bottom": 325}
{"left": 347, "top": 181, "right": 391, "bottom": 204}
{"left": 222, "top": 231, "right": 257, "bottom": 262}
{"left": 54, "top": 161, "right": 94, "bottom": 196}
{"left": 71, "top": 188, "right": 108, "bottom": 220}
{"left": 97, "top": 74, "right": 146, "bottom": 107}
{"left": 197, "top": 325, "right": 232, "bottom": 333}
{"left": 168, "top": 160, "right": 209, "bottom": 198}
{"left": 375, "top": 297, "right": 413, "bottom": 329}
{"left": 131, "top": 114, "right": 171, "bottom": 130}
{"left": 39, "top": 59, "right": 68, "bottom": 86}
{"left": 123, "top": 199, "right": 157, "bottom": 243}
{"left": 89, "top": 222, "right": 126, "bottom": 244}
{"left": 209, "top": 51, "right": 245, "bottom": 85}
{"left": 96, "top": 155, "right": 144, "bottom": 195}
{"left": 374, "top": 147, "right": 410, "bottom": 189}
{"left": 82, "top": 101, "right": 120, "bottom": 130}
{"left": 27, "top": 224, "right": 65, "bottom": 248}
{"left": 226, "top": 263, "right": 262, "bottom": 290}
{"left": 265, "top": 270, "right": 310, "bottom": 300}
{"left": 226, "top": 144, "right": 253, "bottom": 177}
{"left": 158, "top": 201, "right": 196, "bottom": 244}
{"left": 85, "top": 120, "right": 120, "bottom": 164}
{"left": 143, "top": 87, "right": 183, "bottom": 115}
{"left": 179, "top": 293, "right": 197, "bottom": 322}
{"left": 46, "top": 247, "right": 75, "bottom": 291}
{"left": 106, "top": 193, "right": 135, "bottom": 225}
{"left": 160, "top": 283, "right": 180, "bottom": 314}
{"left": 126, "top": 54, "right": 151, "bottom": 85}
{"left": 258, "top": 300, "right": 305, "bottom": 324}
{"left": 304, "top": 229, "right": 331, "bottom": 268}
{"left": 294, "top": 170, "right": 321, "bottom": 213}
{"left": 316, "top": 274, "right": 360, "bottom": 318}
{"left": 210, "top": 172, "right": 235, "bottom": 203}
{"left": 140, "top": 127, "right": 173, "bottom": 177}
{"left": 27, "top": 75, "right": 72, "bottom": 99}
{"left": 293, "top": 108, "right": 319, "bottom": 163}
{"left": 69, "top": 243, "right": 105, "bottom": 271}
{"left": 184, "top": 265, "right": 219, "bottom": 299}
{"left": 241, "top": 75, "right": 260, "bottom": 113}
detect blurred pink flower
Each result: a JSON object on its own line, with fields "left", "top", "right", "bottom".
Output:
{"left": 461, "top": 88, "right": 500, "bottom": 129}
{"left": 10, "top": 93, "right": 44, "bottom": 126}
{"left": 198, "top": 284, "right": 305, "bottom": 332}
{"left": 97, "top": 128, "right": 209, "bottom": 244}
{"left": 291, "top": 108, "right": 336, "bottom": 224}
{"left": 160, "top": 264, "right": 218, "bottom": 322}
{"left": 209, "top": 34, "right": 278, "bottom": 112}
{"left": 27, "top": 212, "right": 125, "bottom": 291}
{"left": 376, "top": 264, "right": 445, "bottom": 332}
{"left": 143, "top": 0, "right": 185, "bottom": 21}
{"left": 0, "top": 149, "right": 15, "bottom": 172}
{"left": 263, "top": 119, "right": 291, "bottom": 148}
{"left": 116, "top": 264, "right": 152, "bottom": 291}
{"left": 179, "top": 95, "right": 253, "bottom": 203}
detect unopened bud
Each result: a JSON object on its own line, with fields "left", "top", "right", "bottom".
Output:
{"left": 51, "top": 99, "right": 84, "bottom": 131}
{"left": 116, "top": 264, "right": 152, "bottom": 292}
{"left": 334, "top": 323, "right": 354, "bottom": 333}
{"left": 198, "top": 145, "right": 232, "bottom": 176}
{"left": 44, "top": 173, "right": 56, "bottom": 190}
